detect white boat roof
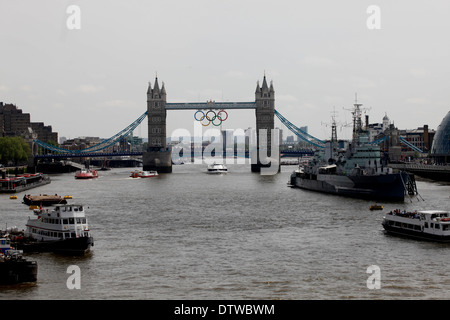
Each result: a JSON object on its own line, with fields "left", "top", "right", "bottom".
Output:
{"left": 52, "top": 204, "right": 85, "bottom": 207}
{"left": 319, "top": 164, "right": 337, "bottom": 169}
{"left": 417, "top": 210, "right": 449, "bottom": 215}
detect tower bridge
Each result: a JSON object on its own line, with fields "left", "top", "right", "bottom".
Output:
{"left": 144, "top": 75, "right": 278, "bottom": 173}
{"left": 33, "top": 74, "right": 325, "bottom": 173}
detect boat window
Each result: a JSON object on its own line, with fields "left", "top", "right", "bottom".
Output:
{"left": 63, "top": 219, "right": 68, "bottom": 224}
{"left": 71, "top": 232, "right": 76, "bottom": 238}
{"left": 82, "top": 218, "right": 86, "bottom": 224}
{"left": 74, "top": 207, "right": 78, "bottom": 212}
{"left": 76, "top": 218, "right": 82, "bottom": 224}
{"left": 424, "top": 222, "right": 429, "bottom": 228}
{"left": 443, "top": 225, "right": 449, "bottom": 231}
{"left": 69, "top": 218, "right": 74, "bottom": 224}
{"left": 435, "top": 224, "right": 440, "bottom": 229}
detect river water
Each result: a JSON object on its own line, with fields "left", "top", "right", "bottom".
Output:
{"left": 1, "top": 162, "right": 450, "bottom": 300}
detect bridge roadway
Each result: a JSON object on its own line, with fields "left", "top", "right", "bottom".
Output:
{"left": 34, "top": 151, "right": 144, "bottom": 159}
{"left": 165, "top": 102, "right": 256, "bottom": 110}
{"left": 34, "top": 149, "right": 314, "bottom": 160}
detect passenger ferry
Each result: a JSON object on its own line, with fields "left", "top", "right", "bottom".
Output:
{"left": 206, "top": 163, "right": 228, "bottom": 174}
{"left": 0, "top": 172, "right": 51, "bottom": 193}
{"left": 13, "top": 204, "right": 94, "bottom": 255}
{"left": 130, "top": 170, "right": 158, "bottom": 178}
{"left": 382, "top": 209, "right": 450, "bottom": 242}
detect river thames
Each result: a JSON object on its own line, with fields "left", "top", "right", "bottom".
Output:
{"left": 1, "top": 162, "right": 450, "bottom": 300}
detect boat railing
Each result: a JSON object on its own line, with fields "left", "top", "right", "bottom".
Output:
{"left": 387, "top": 210, "right": 420, "bottom": 219}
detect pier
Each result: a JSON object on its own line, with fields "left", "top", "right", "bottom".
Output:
{"left": 389, "top": 163, "right": 450, "bottom": 182}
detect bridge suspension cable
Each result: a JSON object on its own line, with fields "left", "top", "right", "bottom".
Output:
{"left": 399, "top": 136, "right": 426, "bottom": 153}
{"left": 34, "top": 111, "right": 148, "bottom": 154}
{"left": 274, "top": 109, "right": 325, "bottom": 148}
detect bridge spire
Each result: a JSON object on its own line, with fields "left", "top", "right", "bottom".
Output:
{"left": 153, "top": 76, "right": 160, "bottom": 93}
{"left": 255, "top": 80, "right": 261, "bottom": 94}
{"left": 261, "top": 74, "right": 269, "bottom": 91}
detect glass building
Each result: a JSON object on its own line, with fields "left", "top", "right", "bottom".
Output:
{"left": 431, "top": 111, "right": 450, "bottom": 164}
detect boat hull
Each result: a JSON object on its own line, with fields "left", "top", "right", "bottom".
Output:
{"left": 291, "top": 171, "right": 408, "bottom": 201}
{"left": 382, "top": 222, "right": 450, "bottom": 242}
{"left": 13, "top": 236, "right": 94, "bottom": 255}
{"left": 0, "top": 259, "right": 38, "bottom": 284}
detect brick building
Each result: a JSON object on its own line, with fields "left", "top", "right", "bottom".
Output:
{"left": 0, "top": 102, "right": 58, "bottom": 143}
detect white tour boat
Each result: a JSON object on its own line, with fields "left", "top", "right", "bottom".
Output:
{"left": 382, "top": 209, "right": 450, "bottom": 242}
{"left": 206, "top": 162, "right": 228, "bottom": 174}
{"left": 13, "top": 204, "right": 94, "bottom": 255}
{"left": 130, "top": 170, "right": 158, "bottom": 178}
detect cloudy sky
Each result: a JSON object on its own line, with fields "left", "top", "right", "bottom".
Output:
{"left": 1, "top": 0, "right": 449, "bottom": 142}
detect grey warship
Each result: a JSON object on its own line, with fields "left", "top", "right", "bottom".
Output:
{"left": 290, "top": 101, "right": 413, "bottom": 202}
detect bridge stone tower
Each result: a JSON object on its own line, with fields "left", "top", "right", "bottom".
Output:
{"left": 143, "top": 77, "right": 172, "bottom": 173}
{"left": 252, "top": 75, "right": 280, "bottom": 173}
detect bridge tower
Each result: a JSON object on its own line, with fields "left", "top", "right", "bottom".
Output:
{"left": 143, "top": 77, "right": 172, "bottom": 173}
{"left": 252, "top": 75, "right": 280, "bottom": 173}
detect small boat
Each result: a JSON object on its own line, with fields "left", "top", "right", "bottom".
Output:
{"left": 75, "top": 169, "right": 98, "bottom": 179}
{"left": 206, "top": 162, "right": 228, "bottom": 174}
{"left": 23, "top": 194, "right": 67, "bottom": 206}
{"left": 11, "top": 203, "right": 94, "bottom": 255}
{"left": 9, "top": 195, "right": 17, "bottom": 200}
{"left": 130, "top": 170, "right": 158, "bottom": 178}
{"left": 0, "top": 237, "right": 38, "bottom": 284}
{"left": 370, "top": 204, "right": 383, "bottom": 211}
{"left": 382, "top": 209, "right": 450, "bottom": 242}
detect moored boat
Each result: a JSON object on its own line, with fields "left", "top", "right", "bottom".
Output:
{"left": 23, "top": 194, "right": 67, "bottom": 206}
{"left": 206, "top": 162, "right": 228, "bottom": 174}
{"left": 382, "top": 209, "right": 450, "bottom": 242}
{"left": 0, "top": 172, "right": 51, "bottom": 193}
{"left": 289, "top": 101, "right": 414, "bottom": 202}
{"left": 11, "top": 203, "right": 94, "bottom": 255}
{"left": 75, "top": 169, "right": 98, "bottom": 179}
{"left": 0, "top": 238, "right": 38, "bottom": 284}
{"left": 130, "top": 170, "right": 158, "bottom": 178}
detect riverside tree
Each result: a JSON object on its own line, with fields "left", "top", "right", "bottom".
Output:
{"left": 0, "top": 136, "right": 31, "bottom": 165}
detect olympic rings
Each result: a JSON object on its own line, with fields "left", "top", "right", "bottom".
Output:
{"left": 217, "top": 110, "right": 228, "bottom": 121}
{"left": 194, "top": 109, "right": 228, "bottom": 127}
{"left": 211, "top": 117, "right": 222, "bottom": 126}
{"left": 194, "top": 110, "right": 205, "bottom": 121}
{"left": 205, "top": 110, "right": 216, "bottom": 121}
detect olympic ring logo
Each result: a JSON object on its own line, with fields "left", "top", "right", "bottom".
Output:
{"left": 194, "top": 110, "right": 228, "bottom": 126}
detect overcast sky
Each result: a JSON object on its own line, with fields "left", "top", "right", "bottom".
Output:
{"left": 1, "top": 1, "right": 449, "bottom": 142}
